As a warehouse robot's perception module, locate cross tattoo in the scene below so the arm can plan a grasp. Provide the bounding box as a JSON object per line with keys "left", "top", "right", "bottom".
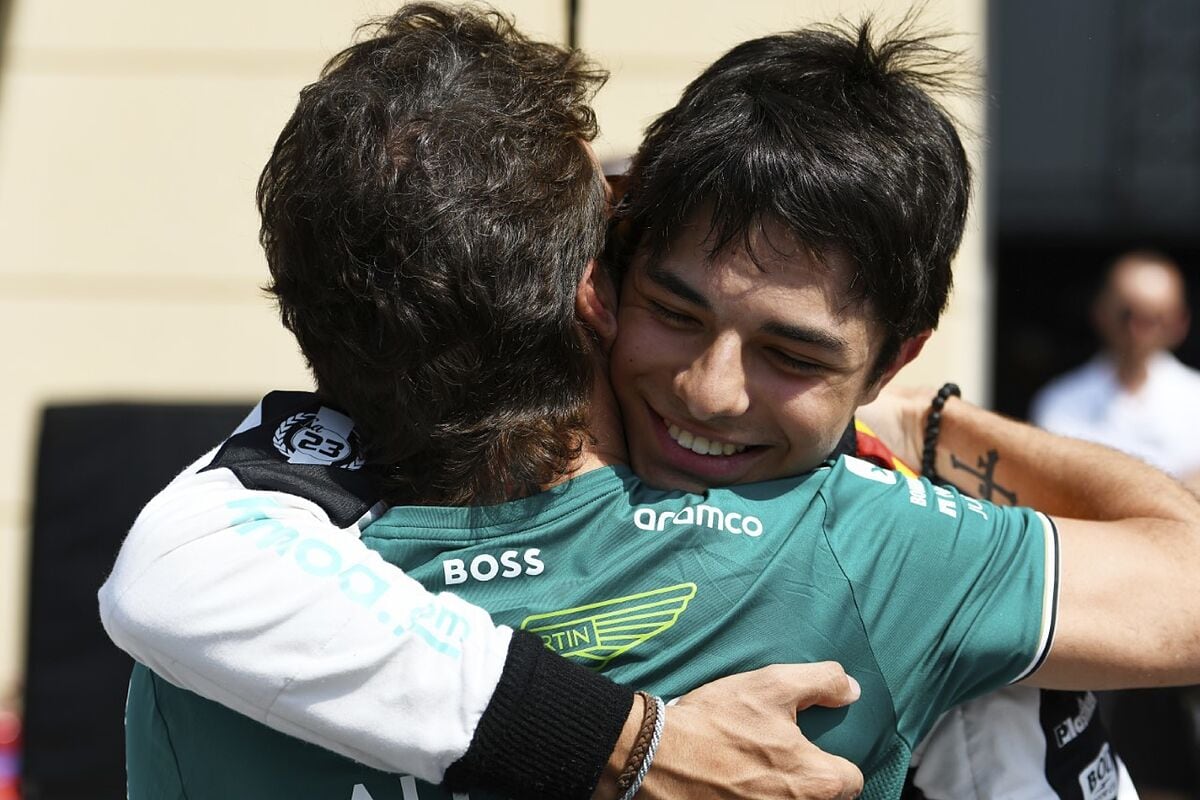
{"left": 949, "top": 449, "right": 1018, "bottom": 504}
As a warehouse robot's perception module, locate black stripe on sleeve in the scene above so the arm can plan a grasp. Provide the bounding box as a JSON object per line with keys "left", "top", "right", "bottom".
{"left": 443, "top": 630, "right": 634, "bottom": 800}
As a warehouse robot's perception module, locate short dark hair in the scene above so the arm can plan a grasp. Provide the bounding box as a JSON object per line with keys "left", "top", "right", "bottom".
{"left": 617, "top": 19, "right": 971, "bottom": 378}
{"left": 258, "top": 3, "right": 609, "bottom": 505}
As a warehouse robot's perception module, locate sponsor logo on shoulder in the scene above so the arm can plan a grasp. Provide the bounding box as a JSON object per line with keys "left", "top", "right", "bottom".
{"left": 272, "top": 406, "right": 365, "bottom": 470}
{"left": 844, "top": 455, "right": 988, "bottom": 520}
{"left": 521, "top": 583, "right": 696, "bottom": 669}
{"left": 1078, "top": 743, "right": 1119, "bottom": 800}
{"left": 633, "top": 503, "right": 763, "bottom": 537}
{"left": 844, "top": 454, "right": 900, "bottom": 484}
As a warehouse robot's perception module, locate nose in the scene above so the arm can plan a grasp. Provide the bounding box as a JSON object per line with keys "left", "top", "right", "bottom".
{"left": 674, "top": 334, "right": 751, "bottom": 420}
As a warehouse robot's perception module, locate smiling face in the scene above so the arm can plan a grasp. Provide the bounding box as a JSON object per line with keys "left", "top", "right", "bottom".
{"left": 610, "top": 214, "right": 909, "bottom": 492}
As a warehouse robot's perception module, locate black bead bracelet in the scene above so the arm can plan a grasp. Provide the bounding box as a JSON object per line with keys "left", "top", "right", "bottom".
{"left": 921, "top": 383, "right": 961, "bottom": 481}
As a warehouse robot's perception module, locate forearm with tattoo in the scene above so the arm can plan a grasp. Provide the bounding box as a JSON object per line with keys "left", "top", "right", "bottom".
{"left": 947, "top": 449, "right": 1018, "bottom": 505}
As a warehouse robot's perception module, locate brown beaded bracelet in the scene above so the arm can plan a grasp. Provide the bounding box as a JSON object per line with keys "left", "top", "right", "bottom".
{"left": 615, "top": 691, "right": 660, "bottom": 795}
{"left": 921, "top": 383, "right": 961, "bottom": 481}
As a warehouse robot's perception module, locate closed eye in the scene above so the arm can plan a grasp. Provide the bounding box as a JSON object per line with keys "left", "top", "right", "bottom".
{"left": 766, "top": 348, "right": 822, "bottom": 373}
{"left": 649, "top": 300, "right": 700, "bottom": 328}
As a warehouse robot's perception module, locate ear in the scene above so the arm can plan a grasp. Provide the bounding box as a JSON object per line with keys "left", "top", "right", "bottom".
{"left": 861, "top": 330, "right": 931, "bottom": 404}
{"left": 576, "top": 259, "right": 619, "bottom": 348}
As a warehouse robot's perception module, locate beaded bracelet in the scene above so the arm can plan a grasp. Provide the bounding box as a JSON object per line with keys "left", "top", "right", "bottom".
{"left": 921, "top": 383, "right": 961, "bottom": 481}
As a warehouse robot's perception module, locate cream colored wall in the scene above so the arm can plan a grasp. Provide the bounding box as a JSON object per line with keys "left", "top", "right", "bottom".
{"left": 0, "top": 0, "right": 987, "bottom": 702}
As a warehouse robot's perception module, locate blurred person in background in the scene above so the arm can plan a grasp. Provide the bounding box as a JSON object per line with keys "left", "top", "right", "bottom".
{"left": 1031, "top": 251, "right": 1200, "bottom": 491}
{"left": 1030, "top": 252, "right": 1200, "bottom": 800}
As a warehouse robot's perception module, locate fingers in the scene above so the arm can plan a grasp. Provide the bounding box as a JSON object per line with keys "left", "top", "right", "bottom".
{"left": 681, "top": 662, "right": 861, "bottom": 712}
{"left": 653, "top": 667, "right": 866, "bottom": 800}
{"left": 796, "top": 748, "right": 865, "bottom": 800}
{"left": 750, "top": 662, "right": 862, "bottom": 711}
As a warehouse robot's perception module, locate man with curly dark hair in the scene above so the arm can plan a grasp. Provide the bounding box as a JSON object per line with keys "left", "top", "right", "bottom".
{"left": 257, "top": 3, "right": 610, "bottom": 508}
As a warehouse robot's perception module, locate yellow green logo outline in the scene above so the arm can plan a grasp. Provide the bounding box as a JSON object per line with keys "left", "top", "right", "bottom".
{"left": 520, "top": 583, "right": 697, "bottom": 669}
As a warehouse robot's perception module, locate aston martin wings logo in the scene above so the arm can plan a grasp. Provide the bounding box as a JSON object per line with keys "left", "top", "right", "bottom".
{"left": 520, "top": 583, "right": 697, "bottom": 669}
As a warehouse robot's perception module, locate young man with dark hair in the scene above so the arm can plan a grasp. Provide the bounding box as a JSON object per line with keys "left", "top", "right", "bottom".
{"left": 103, "top": 7, "right": 1191, "bottom": 800}
{"left": 607, "top": 22, "right": 964, "bottom": 490}
{"left": 607, "top": 30, "right": 1136, "bottom": 797}
{"left": 616, "top": 22, "right": 966, "bottom": 380}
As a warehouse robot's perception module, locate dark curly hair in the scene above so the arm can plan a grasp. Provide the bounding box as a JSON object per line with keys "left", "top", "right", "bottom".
{"left": 259, "top": 3, "right": 609, "bottom": 505}
{"left": 615, "top": 18, "right": 972, "bottom": 380}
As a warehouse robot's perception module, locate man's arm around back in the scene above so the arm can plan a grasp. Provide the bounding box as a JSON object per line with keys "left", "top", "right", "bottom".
{"left": 861, "top": 388, "right": 1200, "bottom": 689}
{"left": 101, "top": 451, "right": 864, "bottom": 800}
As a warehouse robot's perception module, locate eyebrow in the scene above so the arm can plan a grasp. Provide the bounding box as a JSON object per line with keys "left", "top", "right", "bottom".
{"left": 762, "top": 321, "right": 850, "bottom": 355}
{"left": 645, "top": 264, "right": 711, "bottom": 310}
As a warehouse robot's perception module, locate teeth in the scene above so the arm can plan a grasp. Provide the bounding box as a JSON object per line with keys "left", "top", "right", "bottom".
{"left": 666, "top": 422, "right": 747, "bottom": 457}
